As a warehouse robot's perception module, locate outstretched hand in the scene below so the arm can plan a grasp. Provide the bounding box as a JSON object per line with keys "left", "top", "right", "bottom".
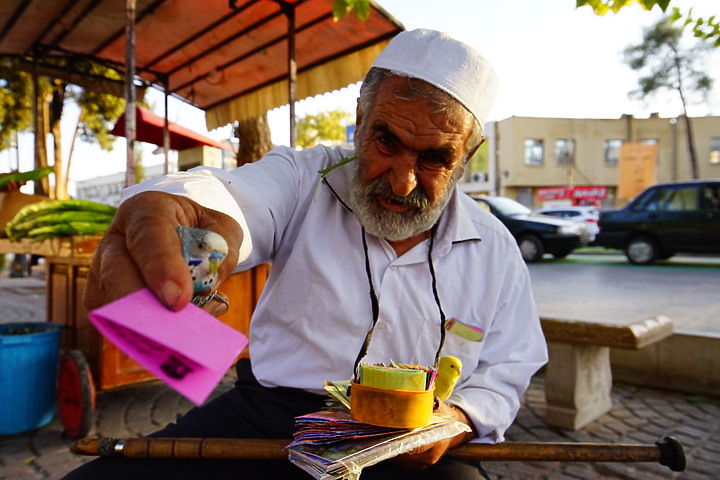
{"left": 83, "top": 191, "right": 243, "bottom": 312}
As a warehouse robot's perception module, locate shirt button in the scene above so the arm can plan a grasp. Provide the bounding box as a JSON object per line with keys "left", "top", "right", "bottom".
{"left": 377, "top": 322, "right": 386, "bottom": 330}
{"left": 390, "top": 265, "right": 398, "bottom": 270}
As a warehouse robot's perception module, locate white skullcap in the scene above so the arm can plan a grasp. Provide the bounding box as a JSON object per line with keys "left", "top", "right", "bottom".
{"left": 371, "top": 28, "right": 499, "bottom": 129}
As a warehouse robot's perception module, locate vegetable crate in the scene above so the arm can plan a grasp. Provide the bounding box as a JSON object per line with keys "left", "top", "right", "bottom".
{"left": 44, "top": 236, "right": 267, "bottom": 438}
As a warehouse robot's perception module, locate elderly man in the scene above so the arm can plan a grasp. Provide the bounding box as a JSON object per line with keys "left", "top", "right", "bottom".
{"left": 64, "top": 29, "right": 547, "bottom": 480}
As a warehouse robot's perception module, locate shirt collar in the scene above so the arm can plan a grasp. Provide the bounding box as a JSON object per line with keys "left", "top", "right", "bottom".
{"left": 431, "top": 190, "right": 483, "bottom": 257}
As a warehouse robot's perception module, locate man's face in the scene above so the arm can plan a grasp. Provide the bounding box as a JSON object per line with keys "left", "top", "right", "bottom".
{"left": 349, "top": 76, "right": 474, "bottom": 242}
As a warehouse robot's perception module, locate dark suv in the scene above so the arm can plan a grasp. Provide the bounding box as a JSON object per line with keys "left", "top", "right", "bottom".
{"left": 595, "top": 180, "right": 720, "bottom": 264}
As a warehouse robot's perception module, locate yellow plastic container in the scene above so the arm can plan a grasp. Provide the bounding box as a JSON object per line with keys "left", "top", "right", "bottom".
{"left": 350, "top": 383, "right": 434, "bottom": 429}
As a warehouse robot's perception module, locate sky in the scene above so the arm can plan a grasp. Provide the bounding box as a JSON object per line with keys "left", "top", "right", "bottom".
{"left": 2, "top": 0, "right": 719, "bottom": 190}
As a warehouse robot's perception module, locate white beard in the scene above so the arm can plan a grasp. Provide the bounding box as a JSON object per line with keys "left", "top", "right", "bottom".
{"left": 346, "top": 158, "right": 460, "bottom": 242}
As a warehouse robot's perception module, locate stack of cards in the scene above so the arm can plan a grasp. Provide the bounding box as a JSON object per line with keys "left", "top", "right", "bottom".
{"left": 286, "top": 408, "right": 469, "bottom": 480}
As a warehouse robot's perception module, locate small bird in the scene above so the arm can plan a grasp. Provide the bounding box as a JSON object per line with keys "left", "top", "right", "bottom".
{"left": 434, "top": 356, "right": 463, "bottom": 401}
{"left": 177, "top": 226, "right": 228, "bottom": 306}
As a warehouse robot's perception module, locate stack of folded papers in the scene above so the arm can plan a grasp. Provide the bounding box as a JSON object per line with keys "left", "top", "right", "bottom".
{"left": 286, "top": 407, "right": 469, "bottom": 480}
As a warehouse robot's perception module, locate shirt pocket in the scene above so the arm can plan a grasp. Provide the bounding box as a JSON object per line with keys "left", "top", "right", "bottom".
{"left": 440, "top": 318, "right": 485, "bottom": 373}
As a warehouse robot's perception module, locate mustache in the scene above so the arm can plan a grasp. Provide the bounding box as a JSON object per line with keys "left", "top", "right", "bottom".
{"left": 365, "top": 178, "right": 429, "bottom": 210}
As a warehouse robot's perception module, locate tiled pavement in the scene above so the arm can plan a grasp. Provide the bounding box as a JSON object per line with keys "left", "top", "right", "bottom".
{"left": 1, "top": 272, "right": 718, "bottom": 479}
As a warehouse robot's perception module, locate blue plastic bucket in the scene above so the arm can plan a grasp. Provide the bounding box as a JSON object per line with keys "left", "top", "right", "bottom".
{"left": 0, "top": 322, "right": 63, "bottom": 435}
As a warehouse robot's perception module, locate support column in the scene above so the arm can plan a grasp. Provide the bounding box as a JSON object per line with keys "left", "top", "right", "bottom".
{"left": 544, "top": 342, "right": 613, "bottom": 430}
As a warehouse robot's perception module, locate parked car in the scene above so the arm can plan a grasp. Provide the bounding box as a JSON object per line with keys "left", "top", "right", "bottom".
{"left": 594, "top": 179, "right": 720, "bottom": 265}
{"left": 473, "top": 196, "right": 590, "bottom": 262}
{"left": 535, "top": 206, "right": 600, "bottom": 242}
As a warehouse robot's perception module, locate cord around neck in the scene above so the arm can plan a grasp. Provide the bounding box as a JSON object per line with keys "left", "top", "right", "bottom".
{"left": 352, "top": 225, "right": 447, "bottom": 382}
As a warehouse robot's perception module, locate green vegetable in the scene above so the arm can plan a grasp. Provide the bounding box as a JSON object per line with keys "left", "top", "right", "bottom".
{"left": 4, "top": 198, "right": 117, "bottom": 242}
{"left": 9, "top": 199, "right": 117, "bottom": 221}
{"left": 0, "top": 167, "right": 54, "bottom": 190}
{"left": 7, "top": 211, "right": 114, "bottom": 241}
{"left": 27, "top": 222, "right": 111, "bottom": 242}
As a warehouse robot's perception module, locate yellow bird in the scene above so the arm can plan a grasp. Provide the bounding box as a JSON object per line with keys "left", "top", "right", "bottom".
{"left": 434, "top": 356, "right": 463, "bottom": 401}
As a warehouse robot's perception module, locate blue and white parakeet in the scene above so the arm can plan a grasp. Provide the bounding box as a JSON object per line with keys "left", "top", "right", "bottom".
{"left": 177, "top": 226, "right": 228, "bottom": 306}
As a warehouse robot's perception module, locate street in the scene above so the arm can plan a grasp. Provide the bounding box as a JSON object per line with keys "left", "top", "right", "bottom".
{"left": 527, "top": 252, "right": 720, "bottom": 336}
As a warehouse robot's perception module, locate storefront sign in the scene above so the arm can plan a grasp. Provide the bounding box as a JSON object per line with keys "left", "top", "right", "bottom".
{"left": 537, "top": 186, "right": 607, "bottom": 205}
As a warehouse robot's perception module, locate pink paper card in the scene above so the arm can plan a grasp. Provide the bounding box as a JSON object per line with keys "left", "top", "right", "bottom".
{"left": 89, "top": 288, "right": 248, "bottom": 405}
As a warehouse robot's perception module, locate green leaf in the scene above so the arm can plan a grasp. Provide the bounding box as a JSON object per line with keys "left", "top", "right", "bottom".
{"left": 655, "top": 0, "right": 671, "bottom": 12}
{"left": 332, "top": 0, "right": 370, "bottom": 22}
{"left": 332, "top": 0, "right": 349, "bottom": 21}
{"left": 349, "top": 0, "right": 370, "bottom": 21}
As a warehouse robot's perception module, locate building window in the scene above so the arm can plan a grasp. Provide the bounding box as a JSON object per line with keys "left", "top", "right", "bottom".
{"left": 711, "top": 138, "right": 720, "bottom": 165}
{"left": 555, "top": 139, "right": 575, "bottom": 165}
{"left": 524, "top": 139, "right": 543, "bottom": 166}
{"left": 604, "top": 139, "right": 622, "bottom": 166}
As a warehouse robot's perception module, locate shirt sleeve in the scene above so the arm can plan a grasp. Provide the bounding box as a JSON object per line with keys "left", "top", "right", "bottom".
{"left": 450, "top": 261, "right": 548, "bottom": 444}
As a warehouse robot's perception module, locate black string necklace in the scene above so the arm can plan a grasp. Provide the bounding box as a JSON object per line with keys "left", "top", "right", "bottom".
{"left": 352, "top": 225, "right": 448, "bottom": 382}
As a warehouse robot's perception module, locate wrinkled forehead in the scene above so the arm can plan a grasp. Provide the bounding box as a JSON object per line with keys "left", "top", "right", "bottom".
{"left": 373, "top": 74, "right": 475, "bottom": 135}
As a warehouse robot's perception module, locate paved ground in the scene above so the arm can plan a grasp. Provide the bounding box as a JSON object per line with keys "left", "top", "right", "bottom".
{"left": 1, "top": 264, "right": 719, "bottom": 479}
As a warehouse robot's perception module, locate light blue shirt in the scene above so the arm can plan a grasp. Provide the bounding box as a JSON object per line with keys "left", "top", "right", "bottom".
{"left": 124, "top": 144, "right": 548, "bottom": 443}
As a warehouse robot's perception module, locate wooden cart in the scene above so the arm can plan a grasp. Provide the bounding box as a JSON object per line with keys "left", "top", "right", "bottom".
{"left": 1, "top": 233, "right": 267, "bottom": 439}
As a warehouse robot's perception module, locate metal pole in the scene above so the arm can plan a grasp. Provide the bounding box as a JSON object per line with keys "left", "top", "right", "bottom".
{"left": 283, "top": 2, "right": 297, "bottom": 149}
{"left": 32, "top": 60, "right": 40, "bottom": 194}
{"left": 163, "top": 77, "right": 170, "bottom": 175}
{"left": 124, "top": 0, "right": 137, "bottom": 187}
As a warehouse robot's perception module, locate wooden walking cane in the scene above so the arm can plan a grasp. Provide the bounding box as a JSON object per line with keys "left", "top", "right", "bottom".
{"left": 71, "top": 436, "right": 687, "bottom": 472}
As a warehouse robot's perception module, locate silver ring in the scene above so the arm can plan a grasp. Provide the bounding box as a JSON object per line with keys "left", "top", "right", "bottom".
{"left": 211, "top": 291, "right": 230, "bottom": 309}
{"left": 191, "top": 290, "right": 228, "bottom": 308}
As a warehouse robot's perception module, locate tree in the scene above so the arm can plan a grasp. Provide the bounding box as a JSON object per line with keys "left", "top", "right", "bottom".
{"left": 0, "top": 57, "right": 48, "bottom": 192}
{"left": 577, "top": 1, "right": 720, "bottom": 47}
{"left": 296, "top": 110, "right": 352, "bottom": 149}
{"left": 0, "top": 57, "right": 133, "bottom": 199}
{"left": 623, "top": 17, "right": 712, "bottom": 179}
{"left": 466, "top": 142, "right": 490, "bottom": 183}
{"left": 671, "top": 7, "right": 720, "bottom": 48}
{"left": 233, "top": 114, "right": 274, "bottom": 166}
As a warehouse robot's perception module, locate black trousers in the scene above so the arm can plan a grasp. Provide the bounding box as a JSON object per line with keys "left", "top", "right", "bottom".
{"left": 62, "top": 359, "right": 490, "bottom": 480}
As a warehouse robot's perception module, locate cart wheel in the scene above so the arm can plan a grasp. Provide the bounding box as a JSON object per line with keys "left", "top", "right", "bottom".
{"left": 58, "top": 350, "right": 96, "bottom": 439}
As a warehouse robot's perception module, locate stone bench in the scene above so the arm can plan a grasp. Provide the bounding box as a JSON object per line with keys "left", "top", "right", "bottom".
{"left": 540, "top": 315, "right": 673, "bottom": 430}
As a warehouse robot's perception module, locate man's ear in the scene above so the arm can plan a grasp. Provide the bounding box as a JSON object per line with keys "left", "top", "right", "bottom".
{"left": 353, "top": 103, "right": 364, "bottom": 144}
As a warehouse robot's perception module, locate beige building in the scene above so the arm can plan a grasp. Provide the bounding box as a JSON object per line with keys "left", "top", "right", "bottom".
{"left": 461, "top": 115, "right": 720, "bottom": 209}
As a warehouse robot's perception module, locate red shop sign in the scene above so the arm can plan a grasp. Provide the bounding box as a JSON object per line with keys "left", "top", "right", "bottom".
{"left": 571, "top": 186, "right": 607, "bottom": 200}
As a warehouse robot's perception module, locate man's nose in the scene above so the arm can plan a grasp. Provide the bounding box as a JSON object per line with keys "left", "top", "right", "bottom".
{"left": 387, "top": 159, "right": 417, "bottom": 197}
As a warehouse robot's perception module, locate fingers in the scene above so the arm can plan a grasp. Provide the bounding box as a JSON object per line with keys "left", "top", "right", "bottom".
{"left": 199, "top": 291, "right": 230, "bottom": 317}
{"left": 392, "top": 442, "right": 444, "bottom": 470}
{"left": 84, "top": 230, "right": 146, "bottom": 311}
{"left": 84, "top": 191, "right": 243, "bottom": 312}
{"left": 121, "top": 195, "right": 193, "bottom": 309}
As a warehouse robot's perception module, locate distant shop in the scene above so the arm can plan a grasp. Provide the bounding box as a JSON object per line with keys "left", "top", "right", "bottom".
{"left": 537, "top": 186, "right": 608, "bottom": 208}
